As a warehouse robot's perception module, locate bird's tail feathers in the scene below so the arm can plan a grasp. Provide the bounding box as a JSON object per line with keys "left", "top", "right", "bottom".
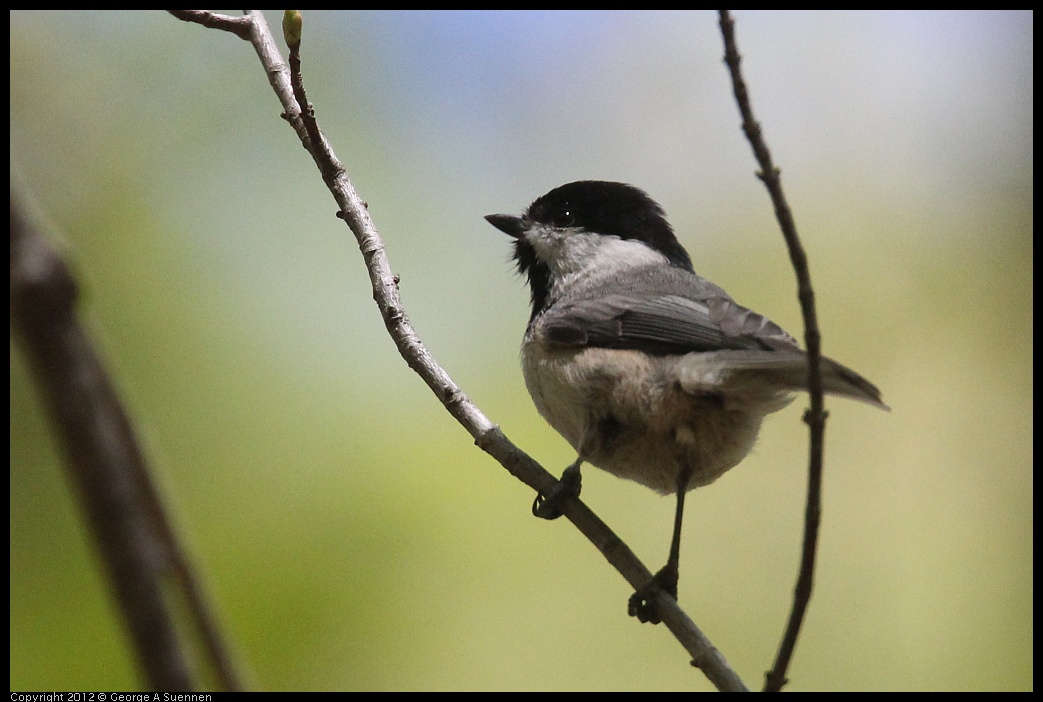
{"left": 678, "top": 350, "right": 889, "bottom": 411}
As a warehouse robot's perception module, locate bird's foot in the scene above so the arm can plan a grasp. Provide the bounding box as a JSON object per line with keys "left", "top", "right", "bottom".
{"left": 628, "top": 563, "right": 679, "bottom": 624}
{"left": 532, "top": 462, "right": 582, "bottom": 520}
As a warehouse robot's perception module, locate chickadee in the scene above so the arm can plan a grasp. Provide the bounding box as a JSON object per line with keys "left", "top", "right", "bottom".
{"left": 486, "top": 180, "right": 887, "bottom": 623}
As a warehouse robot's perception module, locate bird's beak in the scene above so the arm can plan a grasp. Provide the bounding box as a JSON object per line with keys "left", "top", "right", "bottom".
{"left": 484, "top": 213, "right": 525, "bottom": 238}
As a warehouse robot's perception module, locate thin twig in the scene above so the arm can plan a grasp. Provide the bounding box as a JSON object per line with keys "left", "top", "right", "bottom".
{"left": 718, "top": 10, "right": 828, "bottom": 692}
{"left": 171, "top": 10, "right": 749, "bottom": 691}
{"left": 168, "top": 10, "right": 253, "bottom": 40}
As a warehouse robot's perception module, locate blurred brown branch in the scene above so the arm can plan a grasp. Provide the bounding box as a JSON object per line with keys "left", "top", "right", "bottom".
{"left": 10, "top": 191, "right": 245, "bottom": 691}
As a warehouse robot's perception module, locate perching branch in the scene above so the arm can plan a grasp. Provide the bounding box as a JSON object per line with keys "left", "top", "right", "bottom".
{"left": 718, "top": 10, "right": 828, "bottom": 692}
{"left": 170, "top": 9, "right": 748, "bottom": 692}
{"left": 10, "top": 192, "right": 246, "bottom": 692}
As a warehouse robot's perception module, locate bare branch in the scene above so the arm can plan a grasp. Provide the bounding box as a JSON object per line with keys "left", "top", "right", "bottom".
{"left": 171, "top": 9, "right": 748, "bottom": 691}
{"left": 718, "top": 9, "right": 827, "bottom": 692}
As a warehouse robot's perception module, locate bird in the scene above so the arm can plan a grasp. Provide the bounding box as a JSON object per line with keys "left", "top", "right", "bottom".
{"left": 486, "top": 180, "right": 888, "bottom": 623}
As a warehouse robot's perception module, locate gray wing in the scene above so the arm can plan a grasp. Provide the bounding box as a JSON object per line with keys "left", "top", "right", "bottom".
{"left": 535, "top": 290, "right": 800, "bottom": 355}
{"left": 532, "top": 267, "right": 888, "bottom": 410}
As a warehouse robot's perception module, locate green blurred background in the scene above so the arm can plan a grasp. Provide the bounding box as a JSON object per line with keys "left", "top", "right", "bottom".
{"left": 10, "top": 10, "right": 1032, "bottom": 691}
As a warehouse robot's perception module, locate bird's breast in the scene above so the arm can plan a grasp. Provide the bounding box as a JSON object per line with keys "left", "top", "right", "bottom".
{"left": 520, "top": 341, "right": 769, "bottom": 494}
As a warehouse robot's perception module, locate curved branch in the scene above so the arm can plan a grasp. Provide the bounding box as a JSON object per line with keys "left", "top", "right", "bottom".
{"left": 718, "top": 9, "right": 827, "bottom": 692}
{"left": 170, "top": 9, "right": 748, "bottom": 691}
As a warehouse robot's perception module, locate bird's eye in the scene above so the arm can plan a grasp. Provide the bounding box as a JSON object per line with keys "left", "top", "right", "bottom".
{"left": 553, "top": 206, "right": 575, "bottom": 227}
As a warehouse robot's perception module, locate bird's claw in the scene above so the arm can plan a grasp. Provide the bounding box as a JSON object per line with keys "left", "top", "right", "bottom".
{"left": 628, "top": 564, "right": 679, "bottom": 624}
{"left": 532, "top": 463, "right": 582, "bottom": 519}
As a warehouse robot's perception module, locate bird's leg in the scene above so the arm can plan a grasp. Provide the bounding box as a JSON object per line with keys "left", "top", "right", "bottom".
{"left": 628, "top": 480, "right": 688, "bottom": 624}
{"left": 534, "top": 422, "right": 601, "bottom": 520}
{"left": 532, "top": 458, "right": 582, "bottom": 519}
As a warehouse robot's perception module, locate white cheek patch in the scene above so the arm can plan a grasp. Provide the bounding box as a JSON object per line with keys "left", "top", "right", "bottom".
{"left": 589, "top": 236, "right": 669, "bottom": 270}
{"left": 525, "top": 225, "right": 669, "bottom": 285}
